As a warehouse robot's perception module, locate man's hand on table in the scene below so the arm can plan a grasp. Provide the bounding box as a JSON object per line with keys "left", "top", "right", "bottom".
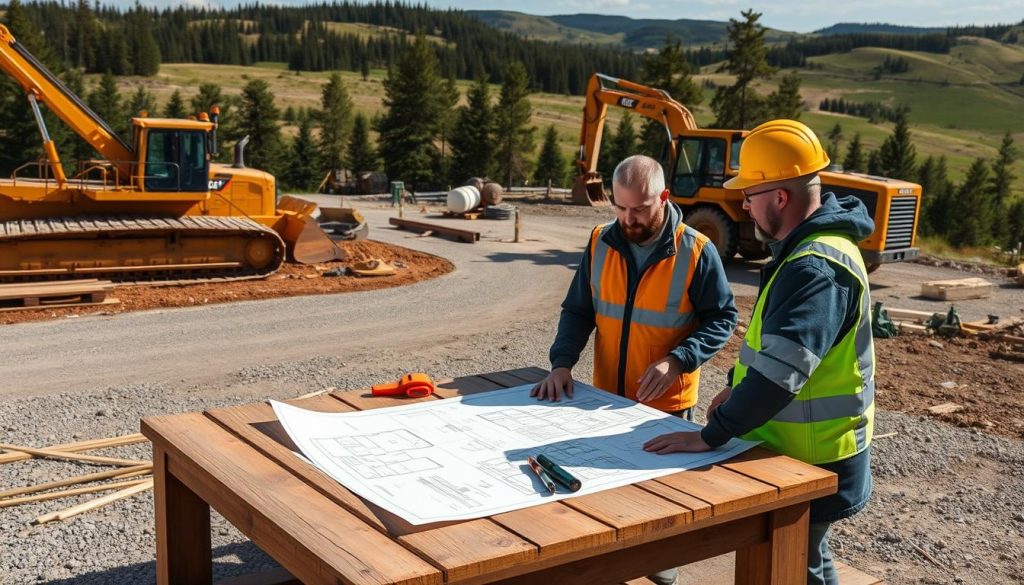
{"left": 531, "top": 367, "right": 574, "bottom": 401}
{"left": 643, "top": 431, "right": 712, "bottom": 454}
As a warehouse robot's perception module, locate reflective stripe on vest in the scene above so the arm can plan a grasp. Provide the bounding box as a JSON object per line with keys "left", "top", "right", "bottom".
{"left": 734, "top": 233, "right": 875, "bottom": 464}
{"left": 589, "top": 222, "right": 707, "bottom": 412}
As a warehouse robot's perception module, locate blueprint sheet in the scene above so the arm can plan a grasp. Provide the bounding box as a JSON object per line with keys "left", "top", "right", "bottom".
{"left": 271, "top": 381, "right": 757, "bottom": 525}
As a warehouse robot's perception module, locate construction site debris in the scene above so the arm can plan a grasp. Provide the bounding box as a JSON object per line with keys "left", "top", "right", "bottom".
{"left": 484, "top": 203, "right": 516, "bottom": 220}
{"left": 928, "top": 403, "right": 964, "bottom": 415}
{"left": 389, "top": 217, "right": 480, "bottom": 243}
{"left": 0, "top": 443, "right": 144, "bottom": 467}
{"left": 32, "top": 479, "right": 154, "bottom": 525}
{"left": 351, "top": 259, "right": 397, "bottom": 277}
{"left": 921, "top": 277, "right": 994, "bottom": 301}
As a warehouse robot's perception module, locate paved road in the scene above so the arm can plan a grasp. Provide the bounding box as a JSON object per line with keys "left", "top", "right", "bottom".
{"left": 1, "top": 199, "right": 1020, "bottom": 398}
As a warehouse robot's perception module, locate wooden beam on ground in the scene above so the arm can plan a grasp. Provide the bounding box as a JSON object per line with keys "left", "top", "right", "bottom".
{"left": 0, "top": 433, "right": 147, "bottom": 465}
{"left": 32, "top": 478, "right": 154, "bottom": 524}
{"left": 389, "top": 217, "right": 479, "bottom": 243}
{"left": 0, "top": 443, "right": 146, "bottom": 467}
{"left": 921, "top": 278, "right": 993, "bottom": 301}
{"left": 0, "top": 477, "right": 152, "bottom": 508}
{"left": 0, "top": 463, "right": 152, "bottom": 499}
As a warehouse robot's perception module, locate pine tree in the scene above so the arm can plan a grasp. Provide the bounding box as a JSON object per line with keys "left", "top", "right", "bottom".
{"left": 533, "top": 125, "right": 567, "bottom": 188}
{"left": 0, "top": 0, "right": 62, "bottom": 173}
{"left": 948, "top": 159, "right": 992, "bottom": 247}
{"left": 1007, "top": 200, "right": 1024, "bottom": 252}
{"left": 494, "top": 61, "right": 535, "bottom": 187}
{"left": 126, "top": 85, "right": 156, "bottom": 130}
{"left": 876, "top": 114, "right": 917, "bottom": 180}
{"left": 768, "top": 72, "right": 803, "bottom": 119}
{"left": 345, "top": 112, "right": 378, "bottom": 174}
{"left": 449, "top": 74, "right": 496, "bottom": 182}
{"left": 128, "top": 2, "right": 160, "bottom": 76}
{"left": 826, "top": 123, "right": 843, "bottom": 162}
{"left": 990, "top": 131, "right": 1017, "bottom": 245}
{"left": 190, "top": 83, "right": 223, "bottom": 114}
{"left": 436, "top": 75, "right": 459, "bottom": 184}
{"left": 317, "top": 72, "right": 354, "bottom": 172}
{"left": 162, "top": 89, "right": 188, "bottom": 118}
{"left": 866, "top": 149, "right": 882, "bottom": 176}
{"left": 923, "top": 156, "right": 955, "bottom": 238}
{"left": 609, "top": 112, "right": 638, "bottom": 169}
{"left": 236, "top": 79, "right": 284, "bottom": 175}
{"left": 87, "top": 72, "right": 126, "bottom": 137}
{"left": 843, "top": 133, "right": 864, "bottom": 172}
{"left": 639, "top": 38, "right": 702, "bottom": 156}
{"left": 282, "top": 116, "right": 321, "bottom": 192}
{"left": 711, "top": 10, "right": 776, "bottom": 129}
{"left": 378, "top": 35, "right": 443, "bottom": 189}
{"left": 361, "top": 58, "right": 370, "bottom": 81}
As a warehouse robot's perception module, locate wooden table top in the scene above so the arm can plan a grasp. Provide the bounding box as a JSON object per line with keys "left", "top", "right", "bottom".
{"left": 142, "top": 367, "right": 837, "bottom": 585}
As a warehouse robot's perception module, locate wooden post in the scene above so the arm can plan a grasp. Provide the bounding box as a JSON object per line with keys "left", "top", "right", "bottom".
{"left": 514, "top": 208, "right": 521, "bottom": 243}
{"left": 154, "top": 446, "right": 211, "bottom": 584}
{"left": 735, "top": 502, "right": 810, "bottom": 585}
{"left": 546, "top": 179, "right": 552, "bottom": 200}
{"left": 399, "top": 189, "right": 404, "bottom": 219}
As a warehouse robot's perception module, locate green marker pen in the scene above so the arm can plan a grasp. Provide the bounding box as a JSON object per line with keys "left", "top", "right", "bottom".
{"left": 536, "top": 454, "right": 582, "bottom": 492}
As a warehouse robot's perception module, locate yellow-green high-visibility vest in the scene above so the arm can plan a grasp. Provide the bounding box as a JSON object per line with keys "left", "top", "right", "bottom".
{"left": 733, "top": 232, "right": 875, "bottom": 464}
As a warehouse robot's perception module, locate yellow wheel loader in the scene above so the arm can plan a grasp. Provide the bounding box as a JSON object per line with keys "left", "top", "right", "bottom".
{"left": 0, "top": 25, "right": 351, "bottom": 283}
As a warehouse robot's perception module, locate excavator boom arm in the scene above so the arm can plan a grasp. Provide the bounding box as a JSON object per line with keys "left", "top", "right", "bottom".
{"left": 577, "top": 73, "right": 699, "bottom": 174}
{"left": 0, "top": 25, "right": 134, "bottom": 177}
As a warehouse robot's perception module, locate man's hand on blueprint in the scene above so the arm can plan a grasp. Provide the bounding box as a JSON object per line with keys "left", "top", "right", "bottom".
{"left": 530, "top": 367, "right": 574, "bottom": 401}
{"left": 642, "top": 431, "right": 711, "bottom": 455}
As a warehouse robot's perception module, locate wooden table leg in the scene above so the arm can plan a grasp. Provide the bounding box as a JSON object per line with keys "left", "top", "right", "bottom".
{"left": 735, "top": 502, "right": 810, "bottom": 585}
{"left": 154, "top": 445, "right": 212, "bottom": 584}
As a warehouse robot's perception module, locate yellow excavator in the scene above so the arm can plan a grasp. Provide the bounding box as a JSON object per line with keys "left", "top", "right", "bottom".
{"left": 574, "top": 73, "right": 921, "bottom": 269}
{"left": 0, "top": 24, "right": 352, "bottom": 282}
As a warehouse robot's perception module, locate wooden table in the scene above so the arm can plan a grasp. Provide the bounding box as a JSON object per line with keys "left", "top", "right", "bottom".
{"left": 142, "top": 367, "right": 837, "bottom": 585}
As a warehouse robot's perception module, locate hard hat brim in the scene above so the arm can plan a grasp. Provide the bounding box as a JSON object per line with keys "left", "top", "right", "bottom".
{"left": 723, "top": 175, "right": 766, "bottom": 191}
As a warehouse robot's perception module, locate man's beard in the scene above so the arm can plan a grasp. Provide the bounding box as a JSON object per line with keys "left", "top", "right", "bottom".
{"left": 623, "top": 210, "right": 664, "bottom": 244}
{"left": 752, "top": 209, "right": 781, "bottom": 244}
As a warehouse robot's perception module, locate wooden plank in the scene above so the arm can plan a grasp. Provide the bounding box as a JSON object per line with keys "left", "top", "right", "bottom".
{"left": 0, "top": 297, "right": 120, "bottom": 313}
{"left": 433, "top": 375, "right": 501, "bottom": 398}
{"left": 0, "top": 442, "right": 145, "bottom": 467}
{"left": 648, "top": 465, "right": 778, "bottom": 516}
{"left": 154, "top": 444, "right": 212, "bottom": 585}
{"left": 390, "top": 217, "right": 479, "bottom": 243}
{"left": 835, "top": 560, "right": 885, "bottom": 585}
{"left": 719, "top": 447, "right": 837, "bottom": 500}
{"left": 634, "top": 479, "right": 713, "bottom": 523}
{"left": 0, "top": 433, "right": 147, "bottom": 465}
{"left": 400, "top": 520, "right": 537, "bottom": 582}
{"left": 332, "top": 386, "right": 443, "bottom": 410}
{"left": 143, "top": 413, "right": 443, "bottom": 585}
{"left": 561, "top": 485, "right": 693, "bottom": 541}
{"left": 921, "top": 277, "right": 993, "bottom": 301}
{"left": 490, "top": 502, "right": 616, "bottom": 559}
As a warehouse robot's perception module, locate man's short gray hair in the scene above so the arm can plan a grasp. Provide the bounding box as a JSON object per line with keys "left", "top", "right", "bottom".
{"left": 612, "top": 155, "right": 665, "bottom": 199}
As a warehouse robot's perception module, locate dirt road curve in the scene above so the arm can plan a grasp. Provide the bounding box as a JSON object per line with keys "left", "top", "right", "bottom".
{"left": 0, "top": 199, "right": 1020, "bottom": 399}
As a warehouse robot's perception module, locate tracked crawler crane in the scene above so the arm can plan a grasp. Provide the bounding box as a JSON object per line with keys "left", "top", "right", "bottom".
{"left": 0, "top": 24, "right": 346, "bottom": 282}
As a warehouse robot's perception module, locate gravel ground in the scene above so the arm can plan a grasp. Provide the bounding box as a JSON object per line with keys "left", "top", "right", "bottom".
{"left": 2, "top": 198, "right": 1022, "bottom": 584}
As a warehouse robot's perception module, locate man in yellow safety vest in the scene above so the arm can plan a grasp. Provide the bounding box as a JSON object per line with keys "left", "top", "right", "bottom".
{"left": 643, "top": 120, "right": 875, "bottom": 585}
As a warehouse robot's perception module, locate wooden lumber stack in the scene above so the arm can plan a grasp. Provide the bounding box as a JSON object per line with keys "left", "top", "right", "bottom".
{"left": 920, "top": 277, "right": 993, "bottom": 301}
{"left": 0, "top": 433, "right": 152, "bottom": 524}
{"left": 0, "top": 279, "right": 119, "bottom": 312}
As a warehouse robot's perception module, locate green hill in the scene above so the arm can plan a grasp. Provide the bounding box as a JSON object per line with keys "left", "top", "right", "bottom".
{"left": 814, "top": 23, "right": 946, "bottom": 35}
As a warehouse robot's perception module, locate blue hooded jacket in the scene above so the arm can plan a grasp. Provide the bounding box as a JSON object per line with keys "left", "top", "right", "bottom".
{"left": 701, "top": 191, "right": 875, "bottom": 523}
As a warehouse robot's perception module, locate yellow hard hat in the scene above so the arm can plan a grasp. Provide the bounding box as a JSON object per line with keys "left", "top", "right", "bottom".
{"left": 724, "top": 119, "right": 830, "bottom": 191}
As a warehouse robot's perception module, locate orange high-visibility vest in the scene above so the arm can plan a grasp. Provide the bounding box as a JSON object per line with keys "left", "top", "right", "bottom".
{"left": 589, "top": 222, "right": 709, "bottom": 411}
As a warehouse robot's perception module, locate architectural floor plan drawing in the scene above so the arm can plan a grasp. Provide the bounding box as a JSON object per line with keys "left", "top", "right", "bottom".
{"left": 271, "top": 381, "right": 758, "bottom": 525}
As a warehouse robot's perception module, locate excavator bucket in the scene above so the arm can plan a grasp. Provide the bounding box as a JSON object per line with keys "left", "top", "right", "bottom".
{"left": 571, "top": 172, "right": 610, "bottom": 206}
{"left": 276, "top": 195, "right": 347, "bottom": 264}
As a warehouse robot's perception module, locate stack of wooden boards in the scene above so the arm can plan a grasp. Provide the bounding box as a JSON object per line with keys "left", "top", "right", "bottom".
{"left": 886, "top": 307, "right": 1023, "bottom": 341}
{"left": 920, "top": 277, "right": 993, "bottom": 301}
{"left": 0, "top": 279, "right": 119, "bottom": 312}
{"left": 0, "top": 433, "right": 151, "bottom": 524}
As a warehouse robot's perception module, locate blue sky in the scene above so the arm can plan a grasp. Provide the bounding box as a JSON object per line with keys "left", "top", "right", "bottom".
{"left": 413, "top": 0, "right": 1023, "bottom": 33}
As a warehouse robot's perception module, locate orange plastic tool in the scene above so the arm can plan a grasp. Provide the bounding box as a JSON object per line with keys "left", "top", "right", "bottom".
{"left": 371, "top": 373, "right": 435, "bottom": 398}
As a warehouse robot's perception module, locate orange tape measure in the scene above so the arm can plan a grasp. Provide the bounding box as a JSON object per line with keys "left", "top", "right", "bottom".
{"left": 371, "top": 373, "right": 435, "bottom": 398}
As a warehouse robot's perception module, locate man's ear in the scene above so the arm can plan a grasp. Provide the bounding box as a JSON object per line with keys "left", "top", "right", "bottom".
{"left": 660, "top": 189, "right": 669, "bottom": 202}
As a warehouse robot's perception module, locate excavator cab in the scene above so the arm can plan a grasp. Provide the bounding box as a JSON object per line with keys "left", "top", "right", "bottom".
{"left": 140, "top": 126, "right": 209, "bottom": 192}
